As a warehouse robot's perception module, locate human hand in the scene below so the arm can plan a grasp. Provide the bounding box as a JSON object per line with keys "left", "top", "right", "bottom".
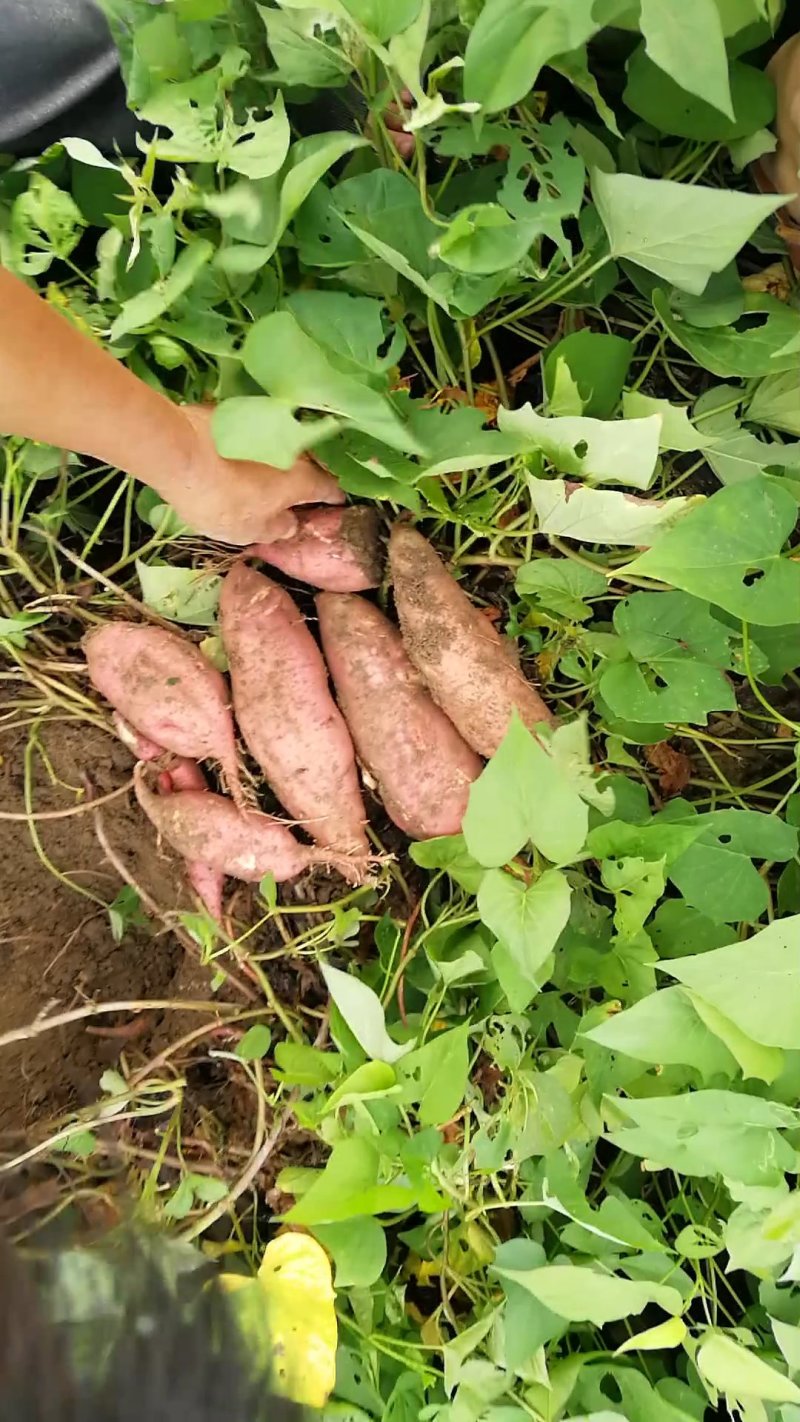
{"left": 369, "top": 89, "right": 415, "bottom": 160}
{"left": 166, "top": 405, "right": 344, "bottom": 546}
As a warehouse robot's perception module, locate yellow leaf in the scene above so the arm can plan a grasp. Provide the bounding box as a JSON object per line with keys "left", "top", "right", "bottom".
{"left": 257, "top": 1233, "right": 337, "bottom": 1408}
{"left": 616, "top": 1316, "right": 687, "bottom": 1355}
{"left": 220, "top": 1233, "right": 337, "bottom": 1408}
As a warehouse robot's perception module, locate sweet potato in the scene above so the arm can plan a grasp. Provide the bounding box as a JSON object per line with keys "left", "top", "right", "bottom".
{"left": 85, "top": 623, "right": 243, "bottom": 805}
{"left": 113, "top": 715, "right": 225, "bottom": 919}
{"left": 247, "top": 505, "right": 383, "bottom": 592}
{"left": 389, "top": 524, "right": 555, "bottom": 758}
{"left": 134, "top": 766, "right": 365, "bottom": 885}
{"left": 317, "top": 593, "right": 482, "bottom": 839}
{"left": 220, "top": 563, "right": 368, "bottom": 855}
{"left": 113, "top": 712, "right": 163, "bottom": 763}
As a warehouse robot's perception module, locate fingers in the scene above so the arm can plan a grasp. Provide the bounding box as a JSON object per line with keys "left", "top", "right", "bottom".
{"left": 256, "top": 509, "right": 299, "bottom": 543}
{"left": 386, "top": 89, "right": 415, "bottom": 156}
{"left": 285, "top": 454, "right": 346, "bottom": 508}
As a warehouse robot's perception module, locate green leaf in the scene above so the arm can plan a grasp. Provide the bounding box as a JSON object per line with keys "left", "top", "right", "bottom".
{"left": 224, "top": 103, "right": 292, "bottom": 182}
{"left": 654, "top": 290, "right": 800, "bottom": 377}
{"left": 685, "top": 991, "right": 784, "bottom": 1083}
{"left": 286, "top": 1136, "right": 399, "bottom": 1224}
{"left": 313, "top": 1218, "right": 387, "bottom": 1289}
{"left": 396, "top": 1025, "right": 471, "bottom": 1125}
{"left": 625, "top": 49, "right": 774, "bottom": 140}
{"left": 62, "top": 136, "right": 120, "bottom": 171}
{"left": 748, "top": 371, "right": 800, "bottom": 438}
{"left": 586, "top": 987, "right": 738, "bottom": 1078}
{"left": 697, "top": 1332, "right": 800, "bottom": 1405}
{"left": 331, "top": 168, "right": 451, "bottom": 311}
{"left": 324, "top": 1061, "right": 398, "bottom": 1113}
{"left": 639, "top": 0, "right": 733, "bottom": 119}
{"left": 622, "top": 391, "right": 710, "bottom": 452}
{"left": 463, "top": 0, "right": 601, "bottom": 114}
{"left": 110, "top": 240, "right": 214, "bottom": 340}
{"left": 273, "top": 1042, "right": 342, "bottom": 1087}
{"left": 625, "top": 477, "right": 800, "bottom": 627}
{"left": 259, "top": 6, "right": 354, "bottom": 87}
{"left": 436, "top": 203, "right": 536, "bottom": 276}
{"left": 338, "top": 0, "right": 423, "bottom": 40}
{"left": 592, "top": 170, "right": 782, "bottom": 295}
{"left": 607, "top": 1090, "right": 798, "bottom": 1184}
{"left": 10, "top": 173, "right": 86, "bottom": 275}
{"left": 616, "top": 1318, "right": 688, "bottom": 1355}
{"left": 516, "top": 558, "right": 607, "bottom": 621}
{"left": 478, "top": 868, "right": 572, "bottom": 979}
{"left": 673, "top": 263, "right": 747, "bottom": 329}
{"left": 0, "top": 610, "right": 50, "bottom": 649}
{"left": 598, "top": 591, "right": 738, "bottom": 725}
{"left": 235, "top": 1025, "right": 273, "bottom": 1061}
{"left": 286, "top": 290, "right": 405, "bottom": 377}
{"left": 212, "top": 398, "right": 340, "bottom": 470}
{"left": 136, "top": 560, "right": 222, "bottom": 626}
{"left": 661, "top": 916, "right": 800, "bottom": 1049}
{"left": 499, "top": 405, "right": 660, "bottom": 489}
{"left": 409, "top": 834, "right": 485, "bottom": 893}
{"left": 601, "top": 857, "right": 665, "bottom": 940}
{"left": 493, "top": 1263, "right": 682, "bottom": 1326}
{"left": 544, "top": 331, "right": 633, "bottom": 420}
{"left": 528, "top": 477, "right": 697, "bottom": 546}
{"left": 243, "top": 312, "right": 422, "bottom": 454}
{"left": 320, "top": 964, "right": 413, "bottom": 1064}
{"left": 664, "top": 806, "right": 797, "bottom": 923}
{"left": 268, "top": 131, "right": 368, "bottom": 259}
{"left": 463, "top": 717, "right": 592, "bottom": 868}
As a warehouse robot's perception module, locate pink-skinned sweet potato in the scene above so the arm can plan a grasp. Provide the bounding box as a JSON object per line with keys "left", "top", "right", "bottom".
{"left": 247, "top": 506, "right": 382, "bottom": 592}
{"left": 389, "top": 524, "right": 555, "bottom": 758}
{"left": 317, "top": 593, "right": 482, "bottom": 839}
{"left": 157, "top": 763, "right": 225, "bottom": 921}
{"left": 134, "top": 766, "right": 366, "bottom": 886}
{"left": 220, "top": 563, "right": 368, "bottom": 855}
{"left": 85, "top": 623, "right": 243, "bottom": 805}
{"left": 113, "top": 714, "right": 225, "bottom": 919}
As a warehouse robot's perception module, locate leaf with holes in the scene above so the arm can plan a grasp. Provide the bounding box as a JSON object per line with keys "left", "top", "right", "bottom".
{"left": 498, "top": 405, "right": 660, "bottom": 489}
{"left": 660, "top": 806, "right": 798, "bottom": 924}
{"left": 528, "top": 478, "right": 697, "bottom": 546}
{"left": 516, "top": 558, "right": 608, "bottom": 621}
{"left": 625, "top": 477, "right": 800, "bottom": 627}
{"left": 243, "top": 312, "right": 423, "bottom": 453}
{"left": 598, "top": 591, "right": 738, "bottom": 725}
{"left": 544, "top": 331, "right": 633, "bottom": 420}
{"left": 653, "top": 290, "right": 800, "bottom": 378}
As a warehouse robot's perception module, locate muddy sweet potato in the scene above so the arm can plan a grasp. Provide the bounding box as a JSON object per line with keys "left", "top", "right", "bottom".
{"left": 317, "top": 593, "right": 482, "bottom": 839}
{"left": 247, "top": 505, "right": 383, "bottom": 592}
{"left": 389, "top": 524, "right": 555, "bottom": 758}
{"left": 220, "top": 563, "right": 368, "bottom": 855}
{"left": 86, "top": 624, "right": 243, "bottom": 804}
{"left": 157, "top": 759, "right": 225, "bottom": 921}
{"left": 134, "top": 766, "right": 365, "bottom": 885}
{"left": 113, "top": 715, "right": 225, "bottom": 919}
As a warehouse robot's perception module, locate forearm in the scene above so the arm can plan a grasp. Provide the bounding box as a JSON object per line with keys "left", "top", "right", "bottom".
{"left": 0, "top": 266, "right": 196, "bottom": 499}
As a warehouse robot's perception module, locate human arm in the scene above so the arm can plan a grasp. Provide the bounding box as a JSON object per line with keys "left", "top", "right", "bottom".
{"left": 0, "top": 266, "right": 342, "bottom": 543}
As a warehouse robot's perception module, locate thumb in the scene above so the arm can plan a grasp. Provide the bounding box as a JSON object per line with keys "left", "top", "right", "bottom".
{"left": 256, "top": 509, "right": 299, "bottom": 543}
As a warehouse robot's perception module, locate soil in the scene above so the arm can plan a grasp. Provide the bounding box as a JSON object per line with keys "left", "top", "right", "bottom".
{"left": 0, "top": 717, "right": 207, "bottom": 1148}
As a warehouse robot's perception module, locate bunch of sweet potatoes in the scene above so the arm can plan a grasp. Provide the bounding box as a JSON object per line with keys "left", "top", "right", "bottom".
{"left": 85, "top": 505, "right": 553, "bottom": 919}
